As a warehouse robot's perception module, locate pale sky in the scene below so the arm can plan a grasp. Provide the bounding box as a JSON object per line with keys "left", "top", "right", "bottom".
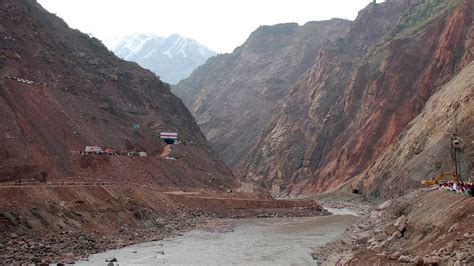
{"left": 37, "top": 0, "right": 380, "bottom": 53}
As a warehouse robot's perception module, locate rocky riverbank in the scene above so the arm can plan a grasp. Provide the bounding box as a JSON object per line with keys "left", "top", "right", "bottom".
{"left": 0, "top": 186, "right": 328, "bottom": 264}
{"left": 0, "top": 210, "right": 202, "bottom": 264}
{"left": 312, "top": 190, "right": 474, "bottom": 265}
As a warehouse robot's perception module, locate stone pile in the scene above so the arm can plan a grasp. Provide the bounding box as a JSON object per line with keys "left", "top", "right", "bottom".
{"left": 312, "top": 191, "right": 474, "bottom": 265}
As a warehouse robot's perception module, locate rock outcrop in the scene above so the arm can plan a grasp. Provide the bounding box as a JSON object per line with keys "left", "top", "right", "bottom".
{"left": 0, "top": 0, "right": 235, "bottom": 188}
{"left": 351, "top": 61, "right": 473, "bottom": 198}
{"left": 173, "top": 19, "right": 350, "bottom": 171}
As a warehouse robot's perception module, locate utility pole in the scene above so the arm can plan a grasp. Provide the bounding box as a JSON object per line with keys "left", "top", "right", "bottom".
{"left": 451, "top": 113, "right": 463, "bottom": 181}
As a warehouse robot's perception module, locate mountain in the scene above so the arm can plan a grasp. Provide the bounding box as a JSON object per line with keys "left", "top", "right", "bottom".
{"left": 0, "top": 0, "right": 235, "bottom": 189}
{"left": 173, "top": 19, "right": 351, "bottom": 172}
{"left": 104, "top": 33, "right": 217, "bottom": 84}
{"left": 242, "top": 0, "right": 472, "bottom": 197}
{"left": 175, "top": 0, "right": 473, "bottom": 197}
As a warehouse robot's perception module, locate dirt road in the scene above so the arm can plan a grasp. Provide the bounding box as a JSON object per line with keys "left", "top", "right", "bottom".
{"left": 160, "top": 144, "right": 172, "bottom": 158}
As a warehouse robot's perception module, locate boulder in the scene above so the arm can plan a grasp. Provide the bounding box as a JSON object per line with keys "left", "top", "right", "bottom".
{"left": 398, "top": 255, "right": 411, "bottom": 263}
{"left": 341, "top": 236, "right": 354, "bottom": 245}
{"left": 411, "top": 256, "right": 423, "bottom": 264}
{"left": 357, "top": 223, "right": 367, "bottom": 230}
{"left": 389, "top": 251, "right": 400, "bottom": 260}
{"left": 376, "top": 200, "right": 391, "bottom": 211}
{"left": 370, "top": 211, "right": 380, "bottom": 219}
{"left": 394, "top": 215, "right": 407, "bottom": 232}
{"left": 355, "top": 236, "right": 368, "bottom": 244}
{"left": 423, "top": 256, "right": 440, "bottom": 264}
{"left": 445, "top": 241, "right": 455, "bottom": 252}
{"left": 30, "top": 256, "right": 41, "bottom": 263}
{"left": 384, "top": 224, "right": 399, "bottom": 236}
{"left": 456, "top": 251, "right": 467, "bottom": 261}
{"left": 374, "top": 233, "right": 385, "bottom": 241}
{"left": 105, "top": 257, "right": 117, "bottom": 262}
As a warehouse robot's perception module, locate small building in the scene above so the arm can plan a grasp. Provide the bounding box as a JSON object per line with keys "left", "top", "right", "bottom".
{"left": 160, "top": 132, "right": 178, "bottom": 144}
{"left": 132, "top": 123, "right": 140, "bottom": 129}
{"left": 138, "top": 152, "right": 147, "bottom": 157}
{"left": 85, "top": 145, "right": 103, "bottom": 153}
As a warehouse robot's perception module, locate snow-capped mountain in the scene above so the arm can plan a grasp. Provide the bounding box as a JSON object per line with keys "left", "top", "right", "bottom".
{"left": 104, "top": 34, "right": 217, "bottom": 84}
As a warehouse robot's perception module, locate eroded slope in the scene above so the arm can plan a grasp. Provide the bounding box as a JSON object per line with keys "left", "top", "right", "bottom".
{"left": 0, "top": 0, "right": 235, "bottom": 188}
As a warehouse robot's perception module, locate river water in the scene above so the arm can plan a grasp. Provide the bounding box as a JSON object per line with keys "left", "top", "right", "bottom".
{"left": 78, "top": 209, "right": 358, "bottom": 265}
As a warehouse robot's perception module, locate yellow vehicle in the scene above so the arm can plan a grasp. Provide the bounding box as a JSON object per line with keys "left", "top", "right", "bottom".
{"left": 422, "top": 131, "right": 464, "bottom": 186}
{"left": 421, "top": 171, "right": 458, "bottom": 186}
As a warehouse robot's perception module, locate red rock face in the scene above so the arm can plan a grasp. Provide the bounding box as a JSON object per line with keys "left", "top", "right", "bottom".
{"left": 241, "top": 0, "right": 473, "bottom": 195}
{"left": 173, "top": 19, "right": 351, "bottom": 172}
{"left": 0, "top": 0, "right": 235, "bottom": 188}
{"left": 352, "top": 61, "right": 473, "bottom": 198}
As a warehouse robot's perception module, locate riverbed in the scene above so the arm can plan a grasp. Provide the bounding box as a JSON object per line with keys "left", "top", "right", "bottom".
{"left": 78, "top": 210, "right": 359, "bottom": 265}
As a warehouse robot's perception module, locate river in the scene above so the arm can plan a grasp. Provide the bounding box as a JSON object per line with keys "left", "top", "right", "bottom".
{"left": 78, "top": 209, "right": 359, "bottom": 265}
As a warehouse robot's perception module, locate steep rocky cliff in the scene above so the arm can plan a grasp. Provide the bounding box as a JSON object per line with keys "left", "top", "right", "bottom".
{"left": 242, "top": 0, "right": 472, "bottom": 196}
{"left": 0, "top": 0, "right": 235, "bottom": 188}
{"left": 173, "top": 19, "right": 350, "bottom": 171}
{"left": 351, "top": 62, "right": 473, "bottom": 198}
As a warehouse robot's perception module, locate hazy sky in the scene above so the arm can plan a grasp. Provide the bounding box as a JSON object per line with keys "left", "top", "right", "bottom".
{"left": 37, "top": 0, "right": 379, "bottom": 53}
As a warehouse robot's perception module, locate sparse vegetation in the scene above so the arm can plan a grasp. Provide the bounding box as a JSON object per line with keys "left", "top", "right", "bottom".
{"left": 365, "top": 0, "right": 462, "bottom": 67}
{"left": 390, "top": 0, "right": 463, "bottom": 39}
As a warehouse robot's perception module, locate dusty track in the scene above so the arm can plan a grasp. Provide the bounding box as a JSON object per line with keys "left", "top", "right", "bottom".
{"left": 160, "top": 144, "right": 172, "bottom": 158}
{"left": 0, "top": 181, "right": 326, "bottom": 213}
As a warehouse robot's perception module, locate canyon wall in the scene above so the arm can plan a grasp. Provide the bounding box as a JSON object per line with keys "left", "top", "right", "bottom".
{"left": 176, "top": 0, "right": 472, "bottom": 196}
{"left": 174, "top": 19, "right": 350, "bottom": 171}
